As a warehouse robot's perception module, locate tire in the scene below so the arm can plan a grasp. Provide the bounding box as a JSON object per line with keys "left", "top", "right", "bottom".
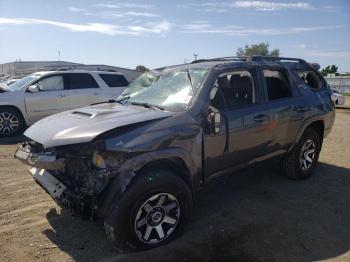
{"left": 282, "top": 128, "right": 321, "bottom": 180}
{"left": 0, "top": 107, "right": 26, "bottom": 137}
{"left": 104, "top": 167, "right": 193, "bottom": 251}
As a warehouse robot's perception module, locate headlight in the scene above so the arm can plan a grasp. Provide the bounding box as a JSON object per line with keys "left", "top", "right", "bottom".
{"left": 92, "top": 151, "right": 106, "bottom": 169}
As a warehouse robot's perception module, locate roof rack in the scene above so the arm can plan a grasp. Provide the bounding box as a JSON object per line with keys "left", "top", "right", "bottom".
{"left": 52, "top": 68, "right": 119, "bottom": 72}
{"left": 192, "top": 55, "right": 307, "bottom": 64}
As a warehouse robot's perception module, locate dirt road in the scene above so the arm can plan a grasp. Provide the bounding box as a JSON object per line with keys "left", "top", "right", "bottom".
{"left": 1, "top": 108, "right": 350, "bottom": 262}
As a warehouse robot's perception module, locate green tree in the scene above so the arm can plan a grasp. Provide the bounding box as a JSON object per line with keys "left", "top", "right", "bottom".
{"left": 320, "top": 65, "right": 338, "bottom": 76}
{"left": 136, "top": 65, "right": 149, "bottom": 72}
{"left": 236, "top": 42, "right": 280, "bottom": 57}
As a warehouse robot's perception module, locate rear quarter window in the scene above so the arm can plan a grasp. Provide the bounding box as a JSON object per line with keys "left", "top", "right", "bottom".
{"left": 66, "top": 73, "right": 99, "bottom": 89}
{"left": 296, "top": 70, "right": 323, "bottom": 90}
{"left": 99, "top": 74, "right": 129, "bottom": 87}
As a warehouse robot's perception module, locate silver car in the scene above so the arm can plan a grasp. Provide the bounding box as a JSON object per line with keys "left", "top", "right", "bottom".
{"left": 0, "top": 70, "right": 129, "bottom": 137}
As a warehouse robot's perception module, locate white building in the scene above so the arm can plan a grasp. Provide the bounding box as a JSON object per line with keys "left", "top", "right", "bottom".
{"left": 325, "top": 74, "right": 350, "bottom": 93}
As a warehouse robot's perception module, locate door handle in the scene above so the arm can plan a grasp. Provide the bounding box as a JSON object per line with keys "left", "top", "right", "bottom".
{"left": 253, "top": 114, "right": 268, "bottom": 123}
{"left": 57, "top": 94, "right": 67, "bottom": 98}
{"left": 93, "top": 92, "right": 100, "bottom": 96}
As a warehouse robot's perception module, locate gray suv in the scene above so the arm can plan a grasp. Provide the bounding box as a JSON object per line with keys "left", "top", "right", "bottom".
{"left": 0, "top": 70, "right": 128, "bottom": 137}
{"left": 15, "top": 56, "right": 335, "bottom": 250}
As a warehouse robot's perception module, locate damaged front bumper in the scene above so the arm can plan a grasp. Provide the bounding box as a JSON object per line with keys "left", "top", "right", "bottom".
{"left": 15, "top": 143, "right": 102, "bottom": 218}
{"left": 29, "top": 167, "right": 67, "bottom": 200}
{"left": 15, "top": 143, "right": 65, "bottom": 171}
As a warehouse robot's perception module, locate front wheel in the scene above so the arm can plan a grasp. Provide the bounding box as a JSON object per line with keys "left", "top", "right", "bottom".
{"left": 104, "top": 168, "right": 193, "bottom": 250}
{"left": 0, "top": 108, "right": 25, "bottom": 137}
{"left": 282, "top": 128, "right": 321, "bottom": 180}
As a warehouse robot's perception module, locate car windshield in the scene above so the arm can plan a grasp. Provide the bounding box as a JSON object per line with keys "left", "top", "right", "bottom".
{"left": 4, "top": 73, "right": 41, "bottom": 91}
{"left": 118, "top": 68, "right": 208, "bottom": 111}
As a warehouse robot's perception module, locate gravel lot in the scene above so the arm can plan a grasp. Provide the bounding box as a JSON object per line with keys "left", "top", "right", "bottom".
{"left": 0, "top": 106, "right": 349, "bottom": 262}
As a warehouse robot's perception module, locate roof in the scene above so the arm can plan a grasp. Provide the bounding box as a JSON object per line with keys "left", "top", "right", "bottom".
{"left": 32, "top": 70, "right": 124, "bottom": 75}
{"left": 155, "top": 56, "right": 319, "bottom": 73}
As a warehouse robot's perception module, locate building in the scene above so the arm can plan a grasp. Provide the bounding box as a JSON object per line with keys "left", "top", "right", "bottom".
{"left": 0, "top": 61, "right": 141, "bottom": 82}
{"left": 325, "top": 74, "right": 350, "bottom": 93}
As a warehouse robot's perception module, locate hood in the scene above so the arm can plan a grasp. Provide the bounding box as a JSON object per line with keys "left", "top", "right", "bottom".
{"left": 24, "top": 103, "right": 174, "bottom": 148}
{"left": 0, "top": 85, "right": 9, "bottom": 93}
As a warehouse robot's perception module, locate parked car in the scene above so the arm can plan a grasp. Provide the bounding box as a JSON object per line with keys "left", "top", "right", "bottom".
{"left": 331, "top": 89, "right": 346, "bottom": 105}
{"left": 15, "top": 56, "right": 335, "bottom": 250}
{"left": 0, "top": 70, "right": 128, "bottom": 137}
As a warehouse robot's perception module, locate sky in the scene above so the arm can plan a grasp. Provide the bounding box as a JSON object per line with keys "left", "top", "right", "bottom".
{"left": 0, "top": 0, "right": 349, "bottom": 71}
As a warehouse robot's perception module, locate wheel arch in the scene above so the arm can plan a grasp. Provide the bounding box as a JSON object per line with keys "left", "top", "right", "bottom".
{"left": 98, "top": 149, "right": 196, "bottom": 218}
{"left": 137, "top": 157, "right": 193, "bottom": 193}
{"left": 289, "top": 119, "right": 325, "bottom": 153}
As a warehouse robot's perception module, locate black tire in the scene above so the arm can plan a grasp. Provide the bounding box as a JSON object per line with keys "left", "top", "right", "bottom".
{"left": 104, "top": 167, "right": 193, "bottom": 251}
{"left": 0, "top": 107, "right": 26, "bottom": 137}
{"left": 282, "top": 128, "right": 321, "bottom": 180}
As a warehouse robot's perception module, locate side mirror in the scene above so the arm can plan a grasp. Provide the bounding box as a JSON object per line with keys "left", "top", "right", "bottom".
{"left": 209, "top": 110, "right": 221, "bottom": 134}
{"left": 28, "top": 84, "right": 39, "bottom": 93}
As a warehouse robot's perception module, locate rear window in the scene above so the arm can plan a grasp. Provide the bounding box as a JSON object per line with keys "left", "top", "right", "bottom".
{"left": 99, "top": 74, "right": 129, "bottom": 87}
{"left": 66, "top": 73, "right": 99, "bottom": 89}
{"left": 297, "top": 70, "right": 322, "bottom": 89}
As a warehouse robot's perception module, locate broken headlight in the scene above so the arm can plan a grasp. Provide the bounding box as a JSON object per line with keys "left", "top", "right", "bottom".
{"left": 92, "top": 151, "right": 106, "bottom": 169}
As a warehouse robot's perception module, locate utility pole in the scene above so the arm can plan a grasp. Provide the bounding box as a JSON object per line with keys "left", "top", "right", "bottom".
{"left": 58, "top": 51, "right": 61, "bottom": 61}
{"left": 193, "top": 53, "right": 199, "bottom": 61}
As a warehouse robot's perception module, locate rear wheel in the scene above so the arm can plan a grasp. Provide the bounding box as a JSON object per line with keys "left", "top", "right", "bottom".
{"left": 282, "top": 128, "right": 321, "bottom": 180}
{"left": 104, "top": 168, "right": 193, "bottom": 250}
{"left": 0, "top": 108, "right": 25, "bottom": 137}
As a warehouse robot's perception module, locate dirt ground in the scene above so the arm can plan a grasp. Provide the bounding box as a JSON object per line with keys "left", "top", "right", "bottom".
{"left": 1, "top": 106, "right": 350, "bottom": 262}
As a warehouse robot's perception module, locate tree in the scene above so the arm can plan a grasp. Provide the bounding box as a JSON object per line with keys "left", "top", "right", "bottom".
{"left": 320, "top": 65, "right": 338, "bottom": 76}
{"left": 236, "top": 42, "right": 280, "bottom": 57}
{"left": 136, "top": 65, "right": 149, "bottom": 72}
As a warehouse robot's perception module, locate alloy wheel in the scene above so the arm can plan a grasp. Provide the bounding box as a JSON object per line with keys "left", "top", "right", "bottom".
{"left": 300, "top": 139, "right": 316, "bottom": 171}
{"left": 0, "top": 112, "right": 19, "bottom": 135}
{"left": 134, "top": 193, "right": 180, "bottom": 244}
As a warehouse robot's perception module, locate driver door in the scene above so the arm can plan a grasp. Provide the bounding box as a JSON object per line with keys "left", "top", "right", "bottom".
{"left": 25, "top": 74, "right": 70, "bottom": 123}
{"left": 204, "top": 67, "right": 272, "bottom": 179}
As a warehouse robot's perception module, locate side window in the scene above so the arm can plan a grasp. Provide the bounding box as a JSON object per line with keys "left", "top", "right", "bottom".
{"left": 263, "top": 69, "right": 292, "bottom": 100}
{"left": 66, "top": 73, "right": 99, "bottom": 89}
{"left": 37, "top": 75, "right": 64, "bottom": 91}
{"left": 99, "top": 74, "right": 129, "bottom": 87}
{"left": 211, "top": 71, "right": 254, "bottom": 110}
{"left": 297, "top": 70, "right": 322, "bottom": 89}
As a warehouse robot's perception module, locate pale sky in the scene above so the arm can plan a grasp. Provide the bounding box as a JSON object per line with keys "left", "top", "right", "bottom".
{"left": 0, "top": 0, "right": 349, "bottom": 71}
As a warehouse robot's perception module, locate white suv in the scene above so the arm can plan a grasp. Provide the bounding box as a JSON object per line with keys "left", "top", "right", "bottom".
{"left": 0, "top": 70, "right": 129, "bottom": 137}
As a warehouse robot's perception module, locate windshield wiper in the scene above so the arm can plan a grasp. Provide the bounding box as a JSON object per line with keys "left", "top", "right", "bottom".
{"left": 90, "top": 96, "right": 130, "bottom": 106}
{"left": 131, "top": 102, "right": 164, "bottom": 111}
{"left": 116, "top": 96, "right": 130, "bottom": 104}
{"left": 186, "top": 69, "right": 195, "bottom": 96}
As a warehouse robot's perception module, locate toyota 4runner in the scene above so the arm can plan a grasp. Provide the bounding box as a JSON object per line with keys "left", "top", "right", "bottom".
{"left": 15, "top": 56, "right": 335, "bottom": 250}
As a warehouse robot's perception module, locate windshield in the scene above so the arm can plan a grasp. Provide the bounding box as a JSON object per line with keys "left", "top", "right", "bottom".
{"left": 118, "top": 68, "right": 208, "bottom": 111}
{"left": 5, "top": 73, "right": 41, "bottom": 91}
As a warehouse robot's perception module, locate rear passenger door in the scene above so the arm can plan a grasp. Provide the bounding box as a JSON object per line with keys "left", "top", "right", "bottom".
{"left": 262, "top": 67, "right": 306, "bottom": 151}
{"left": 65, "top": 73, "right": 101, "bottom": 109}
